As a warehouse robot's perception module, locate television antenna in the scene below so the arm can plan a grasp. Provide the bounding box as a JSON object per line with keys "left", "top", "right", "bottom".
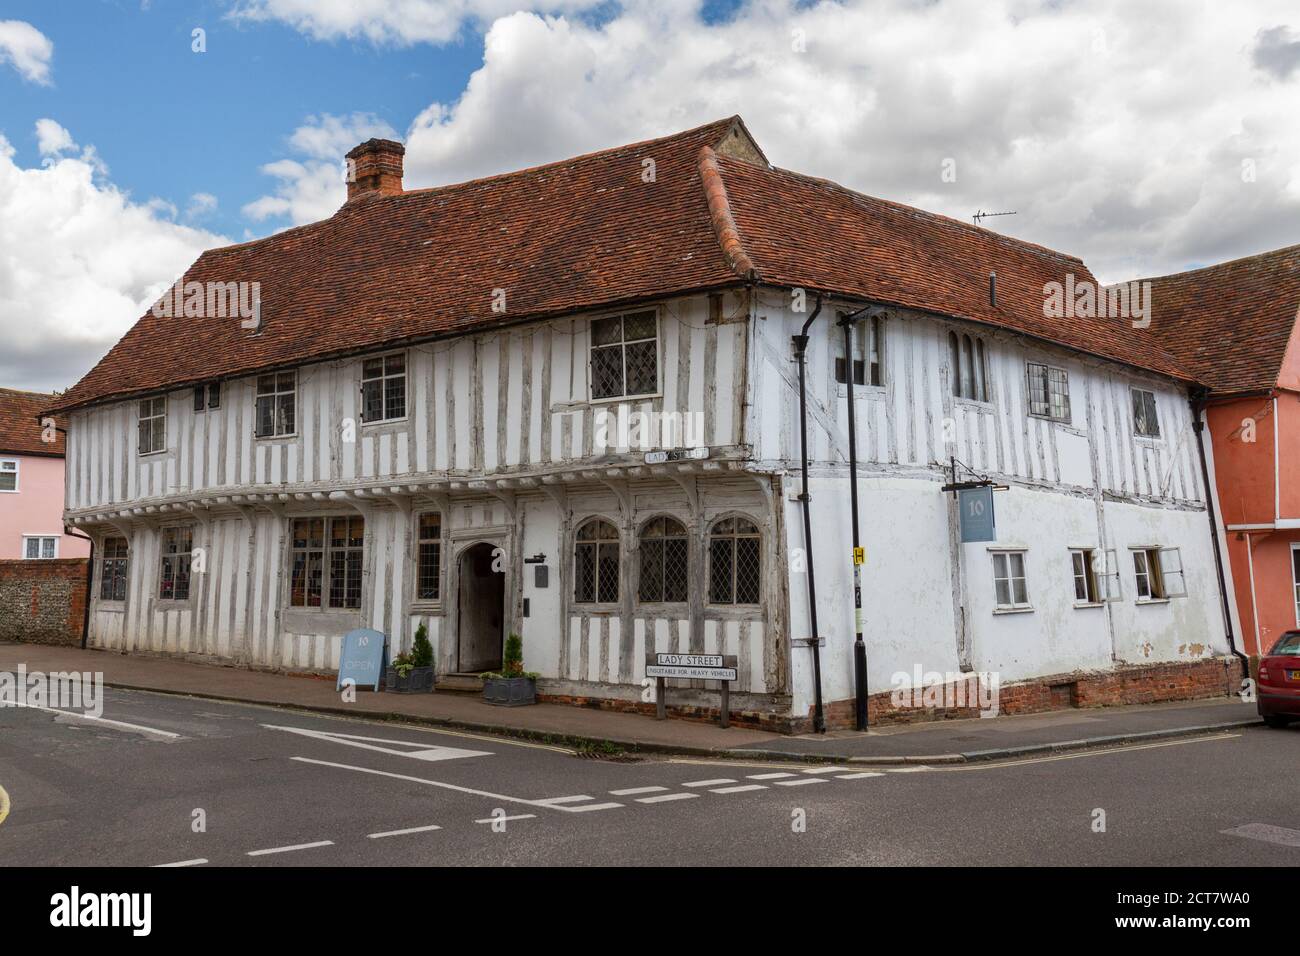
{"left": 971, "top": 209, "right": 1017, "bottom": 226}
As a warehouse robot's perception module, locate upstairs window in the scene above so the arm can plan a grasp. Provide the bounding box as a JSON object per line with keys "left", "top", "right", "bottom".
{"left": 361, "top": 353, "right": 407, "bottom": 423}
{"left": 1027, "top": 362, "right": 1070, "bottom": 422}
{"left": 836, "top": 315, "right": 883, "bottom": 387}
{"left": 0, "top": 459, "right": 17, "bottom": 492}
{"left": 100, "top": 537, "right": 129, "bottom": 601}
{"left": 574, "top": 518, "right": 620, "bottom": 604}
{"left": 590, "top": 311, "right": 658, "bottom": 400}
{"left": 638, "top": 516, "right": 689, "bottom": 603}
{"left": 255, "top": 372, "right": 296, "bottom": 438}
{"left": 289, "top": 516, "right": 364, "bottom": 609}
{"left": 1071, "top": 548, "right": 1120, "bottom": 604}
{"left": 193, "top": 383, "right": 220, "bottom": 412}
{"left": 1133, "top": 547, "right": 1187, "bottom": 601}
{"left": 708, "top": 516, "right": 761, "bottom": 605}
{"left": 416, "top": 512, "right": 442, "bottom": 602}
{"left": 158, "top": 526, "right": 192, "bottom": 600}
{"left": 991, "top": 550, "right": 1030, "bottom": 609}
{"left": 1132, "top": 388, "right": 1160, "bottom": 438}
{"left": 950, "top": 332, "right": 989, "bottom": 402}
{"left": 138, "top": 397, "right": 167, "bottom": 455}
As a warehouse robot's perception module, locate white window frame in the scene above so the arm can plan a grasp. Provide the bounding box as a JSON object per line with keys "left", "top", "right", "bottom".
{"left": 588, "top": 310, "right": 661, "bottom": 402}
{"left": 1070, "top": 549, "right": 1100, "bottom": 605}
{"left": 1026, "top": 362, "right": 1070, "bottom": 423}
{"left": 1131, "top": 387, "right": 1161, "bottom": 438}
{"left": 137, "top": 396, "right": 167, "bottom": 456}
{"left": 1291, "top": 543, "right": 1300, "bottom": 628}
{"left": 1132, "top": 546, "right": 1187, "bottom": 602}
{"left": 255, "top": 371, "right": 297, "bottom": 438}
{"left": 22, "top": 534, "right": 59, "bottom": 559}
{"left": 360, "top": 352, "right": 408, "bottom": 424}
{"left": 0, "top": 458, "right": 17, "bottom": 493}
{"left": 990, "top": 549, "right": 1031, "bottom": 611}
{"left": 158, "top": 525, "right": 195, "bottom": 601}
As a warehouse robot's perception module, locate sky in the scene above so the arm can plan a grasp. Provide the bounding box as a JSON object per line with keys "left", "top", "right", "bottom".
{"left": 2, "top": 0, "right": 1300, "bottom": 393}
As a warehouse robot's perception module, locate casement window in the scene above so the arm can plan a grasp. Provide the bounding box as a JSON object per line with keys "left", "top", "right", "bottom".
{"left": 99, "top": 537, "right": 129, "bottom": 601}
{"left": 1291, "top": 545, "right": 1300, "bottom": 627}
{"left": 416, "top": 512, "right": 442, "bottom": 602}
{"left": 836, "top": 315, "right": 883, "bottom": 387}
{"left": 991, "top": 550, "right": 1030, "bottom": 609}
{"left": 1026, "top": 362, "right": 1070, "bottom": 422}
{"left": 1133, "top": 547, "right": 1187, "bottom": 601}
{"left": 137, "top": 397, "right": 167, "bottom": 454}
{"left": 1131, "top": 388, "right": 1160, "bottom": 438}
{"left": 949, "top": 332, "right": 989, "bottom": 402}
{"left": 23, "top": 535, "right": 58, "bottom": 559}
{"left": 0, "top": 459, "right": 17, "bottom": 492}
{"left": 193, "top": 383, "right": 220, "bottom": 412}
{"left": 255, "top": 372, "right": 296, "bottom": 438}
{"left": 1068, "top": 548, "right": 1120, "bottom": 605}
{"left": 590, "top": 311, "right": 658, "bottom": 400}
{"left": 289, "top": 516, "right": 364, "bottom": 609}
{"left": 158, "top": 526, "right": 193, "bottom": 600}
{"left": 574, "top": 518, "right": 620, "bottom": 604}
{"left": 708, "top": 516, "right": 761, "bottom": 605}
{"left": 361, "top": 353, "right": 407, "bottom": 423}
{"left": 638, "top": 516, "right": 689, "bottom": 603}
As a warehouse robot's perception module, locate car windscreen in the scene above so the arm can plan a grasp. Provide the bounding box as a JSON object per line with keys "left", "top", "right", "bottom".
{"left": 1268, "top": 631, "right": 1300, "bottom": 655}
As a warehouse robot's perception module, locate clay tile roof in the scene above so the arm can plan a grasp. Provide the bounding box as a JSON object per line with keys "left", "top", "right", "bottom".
{"left": 0, "top": 388, "right": 65, "bottom": 456}
{"left": 48, "top": 115, "right": 1201, "bottom": 416}
{"left": 1140, "top": 244, "right": 1300, "bottom": 395}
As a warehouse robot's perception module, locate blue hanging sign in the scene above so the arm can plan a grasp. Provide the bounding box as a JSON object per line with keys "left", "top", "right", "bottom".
{"left": 337, "top": 627, "right": 387, "bottom": 692}
{"left": 958, "top": 486, "right": 996, "bottom": 543}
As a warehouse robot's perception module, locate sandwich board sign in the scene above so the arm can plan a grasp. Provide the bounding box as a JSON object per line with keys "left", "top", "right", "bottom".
{"left": 958, "top": 486, "right": 996, "bottom": 543}
{"left": 337, "top": 627, "right": 387, "bottom": 692}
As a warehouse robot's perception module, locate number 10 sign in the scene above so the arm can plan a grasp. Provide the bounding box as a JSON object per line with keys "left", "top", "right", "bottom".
{"left": 958, "top": 486, "right": 996, "bottom": 543}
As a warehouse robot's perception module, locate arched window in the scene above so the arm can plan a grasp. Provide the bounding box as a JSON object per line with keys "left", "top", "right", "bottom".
{"left": 574, "top": 518, "right": 619, "bottom": 604}
{"left": 708, "top": 516, "right": 761, "bottom": 605}
{"left": 949, "top": 332, "right": 962, "bottom": 397}
{"left": 638, "top": 516, "right": 688, "bottom": 603}
{"left": 952, "top": 331, "right": 990, "bottom": 402}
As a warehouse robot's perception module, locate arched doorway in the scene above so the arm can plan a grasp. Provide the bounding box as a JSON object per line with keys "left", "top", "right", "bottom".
{"left": 457, "top": 542, "right": 504, "bottom": 672}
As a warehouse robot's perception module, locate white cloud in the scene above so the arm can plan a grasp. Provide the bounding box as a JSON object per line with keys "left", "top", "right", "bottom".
{"left": 0, "top": 19, "right": 54, "bottom": 84}
{"left": 243, "top": 112, "right": 398, "bottom": 225}
{"left": 0, "top": 126, "right": 227, "bottom": 391}
{"left": 187, "top": 192, "right": 218, "bottom": 219}
{"left": 34, "top": 118, "right": 75, "bottom": 156}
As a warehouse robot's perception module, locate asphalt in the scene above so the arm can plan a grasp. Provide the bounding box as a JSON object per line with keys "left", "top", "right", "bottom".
{"left": 1, "top": 686, "right": 1297, "bottom": 866}
{"left": 0, "top": 643, "right": 1264, "bottom": 764}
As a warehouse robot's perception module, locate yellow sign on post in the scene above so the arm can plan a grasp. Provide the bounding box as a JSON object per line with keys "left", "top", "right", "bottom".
{"left": 852, "top": 547, "right": 865, "bottom": 565}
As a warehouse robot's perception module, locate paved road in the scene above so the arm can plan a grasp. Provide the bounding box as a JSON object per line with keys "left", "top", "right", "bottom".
{"left": 1, "top": 688, "right": 1297, "bottom": 867}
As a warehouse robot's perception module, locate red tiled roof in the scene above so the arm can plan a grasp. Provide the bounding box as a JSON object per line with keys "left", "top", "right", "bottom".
{"left": 0, "top": 388, "right": 65, "bottom": 456}
{"left": 48, "top": 116, "right": 1200, "bottom": 415}
{"left": 1140, "top": 245, "right": 1300, "bottom": 395}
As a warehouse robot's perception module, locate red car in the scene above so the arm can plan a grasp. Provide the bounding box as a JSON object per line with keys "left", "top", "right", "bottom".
{"left": 1258, "top": 630, "right": 1300, "bottom": 728}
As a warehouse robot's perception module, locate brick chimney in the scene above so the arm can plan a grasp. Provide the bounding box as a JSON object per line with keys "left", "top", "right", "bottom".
{"left": 345, "top": 138, "right": 405, "bottom": 200}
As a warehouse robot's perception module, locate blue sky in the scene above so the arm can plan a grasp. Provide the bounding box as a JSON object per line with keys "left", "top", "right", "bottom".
{"left": 1, "top": 0, "right": 1298, "bottom": 392}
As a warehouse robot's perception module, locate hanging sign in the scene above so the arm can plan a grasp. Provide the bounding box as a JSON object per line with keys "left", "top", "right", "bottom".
{"left": 958, "top": 486, "right": 996, "bottom": 543}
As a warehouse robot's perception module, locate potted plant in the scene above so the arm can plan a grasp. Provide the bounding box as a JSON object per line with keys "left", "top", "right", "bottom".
{"left": 482, "top": 632, "right": 537, "bottom": 706}
{"left": 385, "top": 623, "right": 436, "bottom": 693}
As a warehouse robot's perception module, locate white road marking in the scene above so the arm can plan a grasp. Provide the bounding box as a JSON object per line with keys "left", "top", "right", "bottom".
{"left": 247, "top": 840, "right": 333, "bottom": 857}
{"left": 1221, "top": 823, "right": 1300, "bottom": 848}
{"left": 746, "top": 772, "right": 796, "bottom": 780}
{"left": 800, "top": 766, "right": 837, "bottom": 774}
{"left": 536, "top": 795, "right": 595, "bottom": 805}
{"left": 265, "top": 724, "right": 490, "bottom": 762}
{"left": 8, "top": 703, "right": 181, "bottom": 739}
{"left": 710, "top": 784, "right": 767, "bottom": 794}
{"left": 475, "top": 814, "right": 535, "bottom": 824}
{"left": 682, "top": 778, "right": 735, "bottom": 787}
{"left": 291, "top": 757, "right": 550, "bottom": 811}
{"left": 154, "top": 858, "right": 208, "bottom": 867}
{"left": 637, "top": 793, "right": 699, "bottom": 804}
{"left": 609, "top": 786, "right": 668, "bottom": 796}
{"left": 832, "top": 772, "right": 885, "bottom": 780}
{"left": 775, "top": 778, "right": 828, "bottom": 787}
{"left": 886, "top": 766, "right": 932, "bottom": 773}
{"left": 368, "top": 824, "right": 443, "bottom": 839}
{"left": 563, "top": 802, "right": 623, "bottom": 813}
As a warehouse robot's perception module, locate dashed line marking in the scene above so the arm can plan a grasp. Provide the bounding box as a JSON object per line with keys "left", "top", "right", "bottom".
{"left": 368, "top": 824, "right": 443, "bottom": 839}
{"left": 800, "top": 767, "right": 836, "bottom": 774}
{"left": 154, "top": 858, "right": 207, "bottom": 867}
{"left": 563, "top": 802, "right": 623, "bottom": 813}
{"left": 610, "top": 786, "right": 668, "bottom": 796}
{"left": 474, "top": 814, "right": 536, "bottom": 824}
{"left": 637, "top": 793, "right": 700, "bottom": 804}
{"left": 710, "top": 784, "right": 767, "bottom": 794}
{"left": 746, "top": 772, "right": 796, "bottom": 780}
{"left": 832, "top": 772, "right": 885, "bottom": 780}
{"left": 775, "top": 778, "right": 828, "bottom": 787}
{"left": 682, "top": 778, "right": 735, "bottom": 788}
{"left": 536, "top": 795, "right": 595, "bottom": 805}
{"left": 247, "top": 840, "right": 333, "bottom": 857}
{"left": 886, "top": 766, "right": 932, "bottom": 773}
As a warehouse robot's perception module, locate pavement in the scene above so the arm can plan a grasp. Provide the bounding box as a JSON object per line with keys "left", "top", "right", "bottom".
{"left": 1, "top": 685, "right": 1296, "bottom": 867}
{"left": 0, "top": 642, "right": 1262, "bottom": 764}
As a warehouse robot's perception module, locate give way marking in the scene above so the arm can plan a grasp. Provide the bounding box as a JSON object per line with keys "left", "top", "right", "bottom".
{"left": 261, "top": 724, "right": 492, "bottom": 762}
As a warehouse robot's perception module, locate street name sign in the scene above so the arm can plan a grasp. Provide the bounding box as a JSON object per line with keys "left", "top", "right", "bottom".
{"left": 645, "top": 653, "right": 739, "bottom": 726}
{"left": 337, "top": 627, "right": 386, "bottom": 692}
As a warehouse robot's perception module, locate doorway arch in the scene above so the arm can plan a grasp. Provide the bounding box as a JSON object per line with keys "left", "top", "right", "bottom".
{"left": 456, "top": 541, "right": 505, "bottom": 672}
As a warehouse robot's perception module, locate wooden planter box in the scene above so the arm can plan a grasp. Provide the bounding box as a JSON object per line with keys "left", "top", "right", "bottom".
{"left": 483, "top": 676, "right": 536, "bottom": 706}
{"left": 385, "top": 666, "right": 435, "bottom": 693}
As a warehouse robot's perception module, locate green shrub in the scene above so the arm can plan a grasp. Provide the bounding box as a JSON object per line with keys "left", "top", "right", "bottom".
{"left": 411, "top": 622, "right": 433, "bottom": 668}
{"left": 503, "top": 632, "right": 523, "bottom": 675}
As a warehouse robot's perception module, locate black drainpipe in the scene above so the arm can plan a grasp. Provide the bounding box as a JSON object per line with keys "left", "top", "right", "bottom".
{"left": 792, "top": 296, "right": 827, "bottom": 733}
{"left": 64, "top": 528, "right": 94, "bottom": 649}
{"left": 1189, "top": 391, "right": 1248, "bottom": 675}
